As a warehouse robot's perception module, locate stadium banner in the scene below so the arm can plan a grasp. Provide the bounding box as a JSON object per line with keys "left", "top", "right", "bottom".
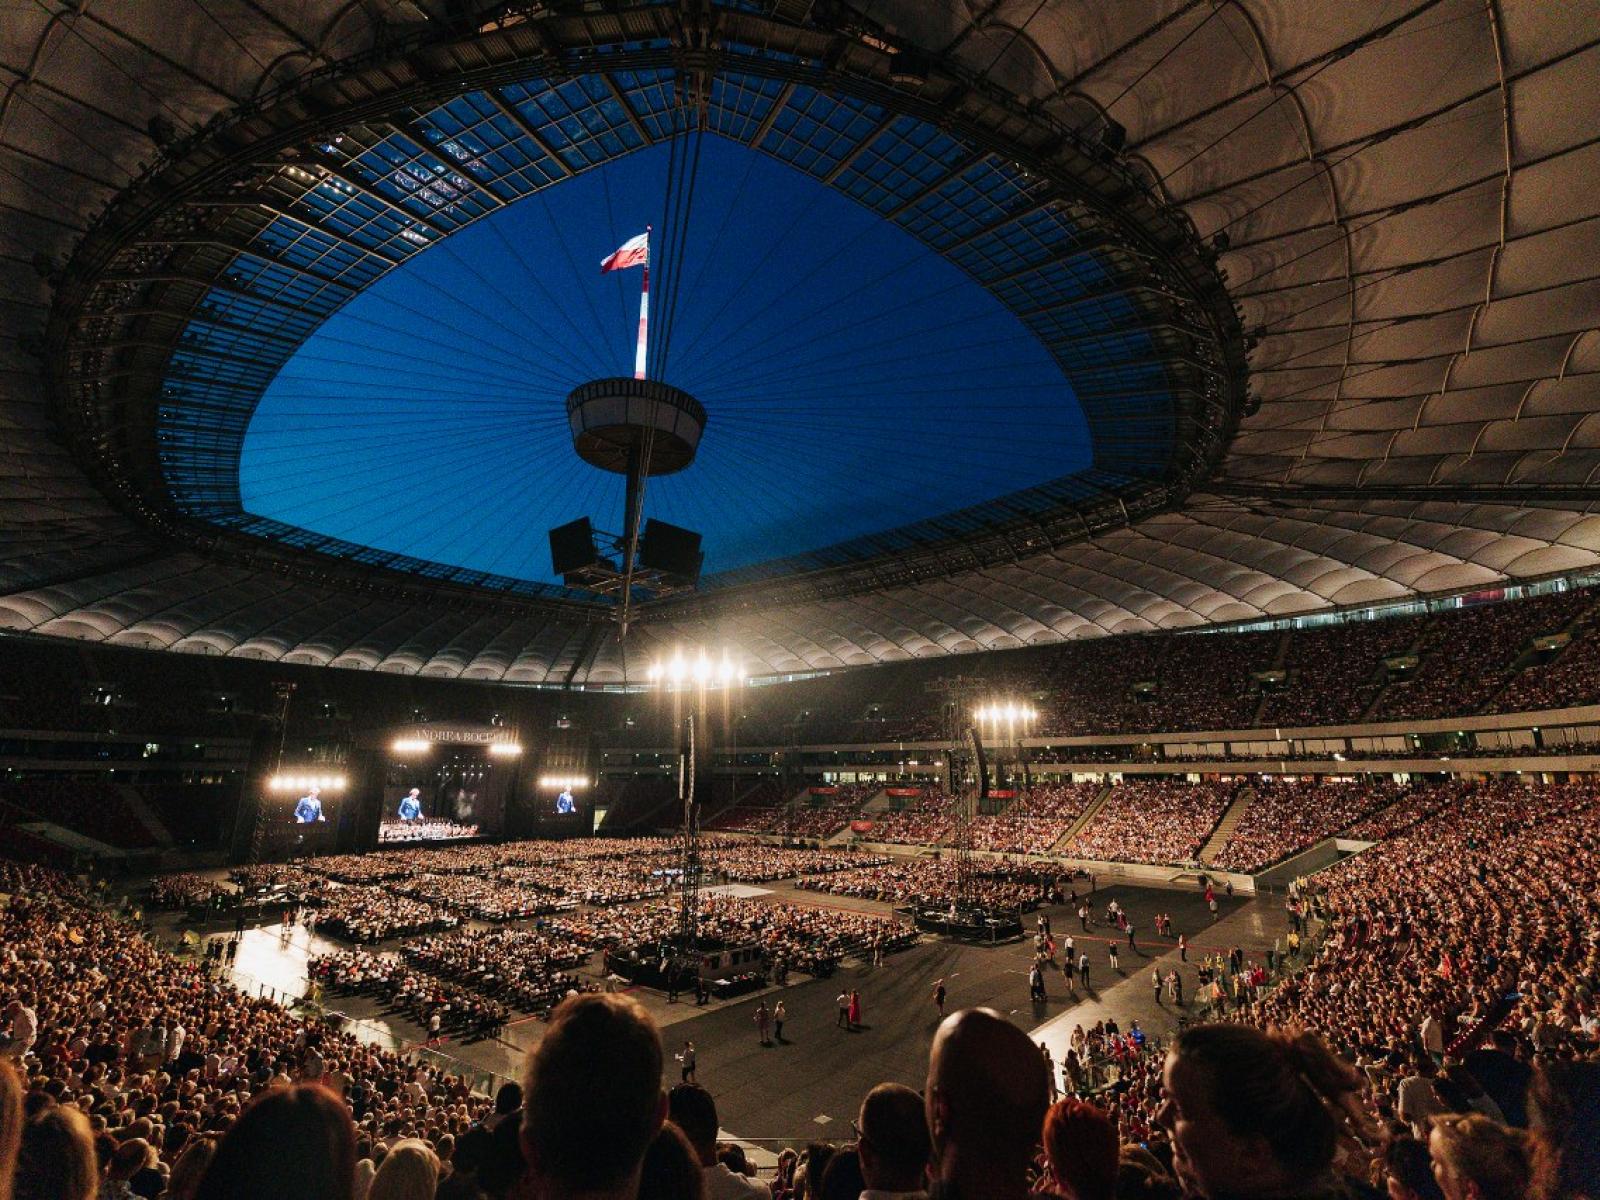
{"left": 808, "top": 786, "right": 839, "bottom": 796}
{"left": 884, "top": 787, "right": 922, "bottom": 798}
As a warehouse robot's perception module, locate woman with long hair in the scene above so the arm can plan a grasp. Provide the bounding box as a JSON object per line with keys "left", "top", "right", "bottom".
{"left": 165, "top": 1138, "right": 218, "bottom": 1200}
{"left": 366, "top": 1139, "right": 437, "bottom": 1200}
{"left": 1040, "top": 1098, "right": 1118, "bottom": 1200}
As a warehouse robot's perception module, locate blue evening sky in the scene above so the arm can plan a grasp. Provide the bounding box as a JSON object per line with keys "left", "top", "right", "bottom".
{"left": 239, "top": 137, "right": 1091, "bottom": 582}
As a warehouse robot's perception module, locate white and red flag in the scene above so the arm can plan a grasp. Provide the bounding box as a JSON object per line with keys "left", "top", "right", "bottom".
{"left": 601, "top": 229, "right": 651, "bottom": 379}
{"left": 600, "top": 231, "right": 650, "bottom": 273}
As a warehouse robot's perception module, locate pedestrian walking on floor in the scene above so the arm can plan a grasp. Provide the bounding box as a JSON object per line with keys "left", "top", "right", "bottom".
{"left": 1179, "top": 933, "right": 1188, "bottom": 962}
{"left": 1127, "top": 923, "right": 1136, "bottom": 952}
{"left": 1078, "top": 951, "right": 1091, "bottom": 990}
{"left": 847, "top": 989, "right": 861, "bottom": 1031}
{"left": 773, "top": 1000, "right": 786, "bottom": 1042}
{"left": 836, "top": 990, "right": 850, "bottom": 1028}
{"left": 677, "top": 1040, "right": 696, "bottom": 1083}
{"left": 1153, "top": 966, "right": 1164, "bottom": 1005}
{"left": 1108, "top": 942, "right": 1120, "bottom": 972}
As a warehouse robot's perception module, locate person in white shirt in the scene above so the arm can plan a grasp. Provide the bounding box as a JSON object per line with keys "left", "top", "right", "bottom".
{"left": 0, "top": 999, "right": 36, "bottom": 1059}
{"left": 857, "top": 1082, "right": 931, "bottom": 1199}
{"left": 1420, "top": 1012, "right": 1445, "bottom": 1064}
{"left": 667, "top": 1083, "right": 767, "bottom": 1199}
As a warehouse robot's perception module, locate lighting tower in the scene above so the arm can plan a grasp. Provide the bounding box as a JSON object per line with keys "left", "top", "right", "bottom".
{"left": 248, "top": 681, "right": 296, "bottom": 864}
{"left": 933, "top": 680, "right": 984, "bottom": 911}
{"left": 677, "top": 709, "right": 702, "bottom": 955}
{"left": 645, "top": 649, "right": 744, "bottom": 971}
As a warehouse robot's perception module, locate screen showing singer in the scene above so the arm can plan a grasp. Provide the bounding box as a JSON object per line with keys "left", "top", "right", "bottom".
{"left": 294, "top": 786, "right": 326, "bottom": 823}
{"left": 397, "top": 788, "right": 422, "bottom": 821}
{"left": 555, "top": 789, "right": 575, "bottom": 815}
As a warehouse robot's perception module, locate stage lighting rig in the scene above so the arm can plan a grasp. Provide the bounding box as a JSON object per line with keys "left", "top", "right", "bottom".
{"left": 973, "top": 701, "right": 1038, "bottom": 726}
{"left": 642, "top": 647, "right": 747, "bottom": 691}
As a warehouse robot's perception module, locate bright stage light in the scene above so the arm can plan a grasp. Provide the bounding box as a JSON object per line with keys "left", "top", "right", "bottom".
{"left": 391, "top": 738, "right": 431, "bottom": 755}
{"left": 644, "top": 646, "right": 745, "bottom": 689}
{"left": 975, "top": 701, "right": 1036, "bottom": 725}
{"left": 538, "top": 775, "right": 588, "bottom": 790}
{"left": 488, "top": 742, "right": 523, "bottom": 758}
{"left": 267, "top": 772, "right": 346, "bottom": 792}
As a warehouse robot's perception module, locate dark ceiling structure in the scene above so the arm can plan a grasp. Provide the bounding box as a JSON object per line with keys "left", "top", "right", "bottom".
{"left": 2, "top": 0, "right": 1599, "bottom": 681}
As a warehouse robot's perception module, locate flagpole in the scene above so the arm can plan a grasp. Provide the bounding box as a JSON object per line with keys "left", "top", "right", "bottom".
{"left": 634, "top": 225, "right": 650, "bottom": 380}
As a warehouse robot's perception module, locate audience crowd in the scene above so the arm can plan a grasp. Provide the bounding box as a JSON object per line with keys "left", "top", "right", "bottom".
{"left": 0, "top": 859, "right": 497, "bottom": 1191}
{"left": 1064, "top": 780, "right": 1237, "bottom": 864}
{"left": 798, "top": 858, "right": 1064, "bottom": 914}
{"left": 377, "top": 820, "right": 481, "bottom": 845}
{"left": 1209, "top": 778, "right": 1405, "bottom": 872}
{"left": 965, "top": 782, "right": 1104, "bottom": 855}
{"left": 4, "top": 762, "right": 1599, "bottom": 1200}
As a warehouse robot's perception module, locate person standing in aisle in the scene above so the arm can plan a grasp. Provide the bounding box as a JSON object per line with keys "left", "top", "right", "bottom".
{"left": 755, "top": 1001, "right": 772, "bottom": 1046}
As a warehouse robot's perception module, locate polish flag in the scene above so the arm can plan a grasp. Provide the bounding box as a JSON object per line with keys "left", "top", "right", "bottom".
{"left": 600, "top": 231, "right": 649, "bottom": 273}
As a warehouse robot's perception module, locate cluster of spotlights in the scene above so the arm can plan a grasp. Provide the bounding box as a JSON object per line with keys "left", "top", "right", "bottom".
{"left": 390, "top": 738, "right": 522, "bottom": 758}
{"left": 267, "top": 773, "right": 347, "bottom": 792}
{"left": 973, "top": 702, "right": 1038, "bottom": 724}
{"left": 644, "top": 648, "right": 746, "bottom": 687}
{"left": 539, "top": 775, "right": 589, "bottom": 790}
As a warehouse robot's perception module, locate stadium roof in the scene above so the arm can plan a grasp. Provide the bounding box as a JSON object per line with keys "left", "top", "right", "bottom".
{"left": 2, "top": 0, "right": 1599, "bottom": 682}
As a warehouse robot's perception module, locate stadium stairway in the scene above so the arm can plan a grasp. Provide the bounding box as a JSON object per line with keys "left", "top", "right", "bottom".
{"left": 1047, "top": 783, "right": 1112, "bottom": 853}
{"left": 1198, "top": 786, "right": 1256, "bottom": 865}
{"left": 860, "top": 789, "right": 894, "bottom": 813}
{"left": 115, "top": 783, "right": 175, "bottom": 848}
{"left": 1269, "top": 628, "right": 1293, "bottom": 670}
{"left": 1360, "top": 632, "right": 1429, "bottom": 719}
